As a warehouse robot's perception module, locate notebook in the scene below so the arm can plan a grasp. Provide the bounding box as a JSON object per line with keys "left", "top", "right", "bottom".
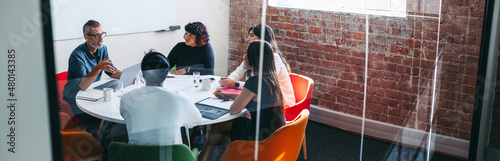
{"left": 216, "top": 87, "right": 242, "bottom": 94}
{"left": 195, "top": 97, "right": 232, "bottom": 120}
{"left": 94, "top": 63, "right": 141, "bottom": 91}
{"left": 76, "top": 89, "right": 104, "bottom": 101}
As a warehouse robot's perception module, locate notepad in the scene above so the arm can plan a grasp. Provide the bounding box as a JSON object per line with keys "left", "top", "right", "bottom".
{"left": 76, "top": 89, "right": 104, "bottom": 102}
{"left": 195, "top": 97, "right": 232, "bottom": 120}
{"left": 216, "top": 87, "right": 242, "bottom": 94}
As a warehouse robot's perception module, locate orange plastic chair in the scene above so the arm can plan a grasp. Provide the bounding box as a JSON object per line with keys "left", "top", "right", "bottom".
{"left": 220, "top": 109, "right": 309, "bottom": 161}
{"left": 59, "top": 112, "right": 104, "bottom": 161}
{"left": 285, "top": 73, "right": 314, "bottom": 159}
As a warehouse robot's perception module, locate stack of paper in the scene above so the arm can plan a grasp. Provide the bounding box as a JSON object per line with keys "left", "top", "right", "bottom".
{"left": 76, "top": 89, "right": 104, "bottom": 101}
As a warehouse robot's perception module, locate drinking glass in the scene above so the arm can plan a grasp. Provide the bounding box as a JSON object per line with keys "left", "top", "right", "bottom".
{"left": 193, "top": 71, "right": 200, "bottom": 87}
{"left": 116, "top": 81, "right": 124, "bottom": 97}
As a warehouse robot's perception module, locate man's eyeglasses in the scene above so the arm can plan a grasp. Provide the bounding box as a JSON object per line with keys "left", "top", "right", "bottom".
{"left": 184, "top": 32, "right": 196, "bottom": 38}
{"left": 87, "top": 32, "right": 107, "bottom": 39}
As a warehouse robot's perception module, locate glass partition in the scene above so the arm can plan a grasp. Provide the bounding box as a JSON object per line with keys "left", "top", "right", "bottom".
{"left": 50, "top": 0, "right": 486, "bottom": 160}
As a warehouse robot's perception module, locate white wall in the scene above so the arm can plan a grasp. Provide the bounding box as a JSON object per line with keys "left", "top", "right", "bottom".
{"left": 53, "top": 0, "right": 230, "bottom": 76}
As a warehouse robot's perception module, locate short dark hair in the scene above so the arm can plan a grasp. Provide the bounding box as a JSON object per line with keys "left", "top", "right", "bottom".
{"left": 185, "top": 22, "right": 209, "bottom": 47}
{"left": 83, "top": 20, "right": 101, "bottom": 35}
{"left": 141, "top": 50, "right": 170, "bottom": 86}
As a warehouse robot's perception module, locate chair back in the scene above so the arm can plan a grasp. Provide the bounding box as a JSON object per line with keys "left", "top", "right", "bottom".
{"left": 56, "top": 71, "right": 68, "bottom": 99}
{"left": 108, "top": 142, "right": 198, "bottom": 161}
{"left": 285, "top": 74, "right": 314, "bottom": 122}
{"left": 60, "top": 112, "right": 103, "bottom": 161}
{"left": 61, "top": 130, "right": 103, "bottom": 161}
{"left": 59, "top": 112, "right": 76, "bottom": 131}
{"left": 220, "top": 109, "right": 310, "bottom": 161}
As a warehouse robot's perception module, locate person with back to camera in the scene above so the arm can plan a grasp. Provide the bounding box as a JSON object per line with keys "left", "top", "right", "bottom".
{"left": 62, "top": 19, "right": 122, "bottom": 133}
{"left": 219, "top": 24, "right": 295, "bottom": 108}
{"left": 168, "top": 21, "right": 214, "bottom": 75}
{"left": 198, "top": 41, "right": 286, "bottom": 161}
{"left": 119, "top": 50, "right": 203, "bottom": 145}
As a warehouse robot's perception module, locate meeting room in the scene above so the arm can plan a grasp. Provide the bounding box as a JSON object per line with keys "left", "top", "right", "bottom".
{"left": 1, "top": 0, "right": 500, "bottom": 160}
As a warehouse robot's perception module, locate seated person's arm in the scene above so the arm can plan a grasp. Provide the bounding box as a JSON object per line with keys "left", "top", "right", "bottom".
{"left": 213, "top": 89, "right": 239, "bottom": 100}
{"left": 170, "top": 67, "right": 187, "bottom": 75}
{"left": 79, "top": 57, "right": 116, "bottom": 90}
{"left": 228, "top": 88, "right": 255, "bottom": 115}
{"left": 186, "top": 65, "right": 213, "bottom": 75}
{"left": 220, "top": 61, "right": 246, "bottom": 88}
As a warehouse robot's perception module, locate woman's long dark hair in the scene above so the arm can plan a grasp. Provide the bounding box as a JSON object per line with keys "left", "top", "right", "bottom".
{"left": 248, "top": 24, "right": 290, "bottom": 72}
{"left": 246, "top": 40, "right": 284, "bottom": 112}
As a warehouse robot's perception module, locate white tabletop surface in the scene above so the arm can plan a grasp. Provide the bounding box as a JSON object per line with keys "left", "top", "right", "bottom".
{"left": 76, "top": 75, "right": 245, "bottom": 124}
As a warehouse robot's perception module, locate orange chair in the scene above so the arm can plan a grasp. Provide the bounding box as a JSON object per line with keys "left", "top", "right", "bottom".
{"left": 219, "top": 109, "right": 309, "bottom": 161}
{"left": 285, "top": 73, "right": 314, "bottom": 159}
{"left": 59, "top": 112, "right": 104, "bottom": 161}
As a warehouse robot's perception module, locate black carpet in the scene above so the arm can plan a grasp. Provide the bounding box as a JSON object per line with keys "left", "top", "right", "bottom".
{"left": 296, "top": 121, "right": 465, "bottom": 161}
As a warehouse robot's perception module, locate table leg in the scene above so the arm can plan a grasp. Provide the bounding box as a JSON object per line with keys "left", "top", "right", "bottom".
{"left": 185, "top": 126, "right": 191, "bottom": 149}
{"left": 96, "top": 120, "right": 115, "bottom": 143}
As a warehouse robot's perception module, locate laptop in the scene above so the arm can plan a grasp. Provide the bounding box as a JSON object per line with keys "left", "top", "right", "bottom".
{"left": 94, "top": 63, "right": 141, "bottom": 91}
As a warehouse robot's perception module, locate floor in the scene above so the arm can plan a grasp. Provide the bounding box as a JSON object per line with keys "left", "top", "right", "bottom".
{"left": 295, "top": 121, "right": 465, "bottom": 161}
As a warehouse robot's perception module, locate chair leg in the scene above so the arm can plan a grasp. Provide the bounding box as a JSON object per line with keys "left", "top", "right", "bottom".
{"left": 302, "top": 134, "right": 307, "bottom": 160}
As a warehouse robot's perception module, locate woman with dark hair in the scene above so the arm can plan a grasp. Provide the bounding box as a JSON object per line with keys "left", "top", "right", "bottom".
{"left": 219, "top": 24, "right": 295, "bottom": 108}
{"left": 168, "top": 22, "right": 214, "bottom": 75}
{"left": 199, "top": 41, "right": 286, "bottom": 161}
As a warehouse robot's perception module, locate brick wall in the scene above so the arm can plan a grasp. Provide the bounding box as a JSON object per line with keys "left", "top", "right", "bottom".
{"left": 228, "top": 0, "right": 484, "bottom": 140}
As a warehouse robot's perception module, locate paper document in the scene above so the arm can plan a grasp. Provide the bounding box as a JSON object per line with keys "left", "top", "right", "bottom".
{"left": 76, "top": 89, "right": 104, "bottom": 102}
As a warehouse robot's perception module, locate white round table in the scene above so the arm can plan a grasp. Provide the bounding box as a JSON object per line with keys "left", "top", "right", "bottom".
{"left": 76, "top": 75, "right": 245, "bottom": 125}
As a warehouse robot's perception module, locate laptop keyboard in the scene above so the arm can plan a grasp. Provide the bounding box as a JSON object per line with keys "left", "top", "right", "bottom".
{"left": 94, "top": 80, "right": 118, "bottom": 91}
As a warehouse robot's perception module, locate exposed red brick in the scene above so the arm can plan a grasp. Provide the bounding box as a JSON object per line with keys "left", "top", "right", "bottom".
{"left": 267, "top": 8, "right": 280, "bottom": 15}
{"left": 352, "top": 32, "right": 366, "bottom": 41}
{"left": 228, "top": 2, "right": 482, "bottom": 140}
{"left": 308, "top": 26, "right": 322, "bottom": 34}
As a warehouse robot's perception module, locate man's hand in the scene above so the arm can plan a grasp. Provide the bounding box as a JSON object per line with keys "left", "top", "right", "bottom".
{"left": 219, "top": 77, "right": 236, "bottom": 88}
{"left": 80, "top": 57, "right": 116, "bottom": 91}
{"left": 95, "top": 57, "right": 116, "bottom": 74}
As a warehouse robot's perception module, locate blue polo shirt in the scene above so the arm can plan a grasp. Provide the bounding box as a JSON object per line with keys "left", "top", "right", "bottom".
{"left": 63, "top": 42, "right": 116, "bottom": 99}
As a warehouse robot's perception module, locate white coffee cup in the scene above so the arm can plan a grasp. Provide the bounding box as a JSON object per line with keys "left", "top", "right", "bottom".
{"left": 202, "top": 78, "right": 211, "bottom": 91}
{"left": 103, "top": 88, "right": 113, "bottom": 102}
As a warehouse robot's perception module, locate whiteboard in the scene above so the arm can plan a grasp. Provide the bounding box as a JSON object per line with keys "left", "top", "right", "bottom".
{"left": 50, "top": 0, "right": 177, "bottom": 40}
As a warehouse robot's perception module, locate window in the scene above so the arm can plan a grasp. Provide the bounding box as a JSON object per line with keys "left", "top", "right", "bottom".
{"left": 268, "top": 0, "right": 406, "bottom": 17}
